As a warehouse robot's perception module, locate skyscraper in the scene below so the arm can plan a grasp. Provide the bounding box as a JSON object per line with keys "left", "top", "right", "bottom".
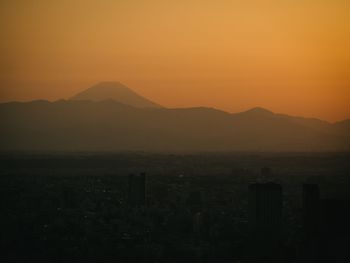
{"left": 261, "top": 166, "right": 271, "bottom": 178}
{"left": 318, "top": 199, "right": 350, "bottom": 263}
{"left": 249, "top": 183, "right": 282, "bottom": 232}
{"left": 249, "top": 183, "right": 283, "bottom": 262}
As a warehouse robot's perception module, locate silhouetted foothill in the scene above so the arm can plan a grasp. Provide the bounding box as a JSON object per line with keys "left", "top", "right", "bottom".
{"left": 1, "top": 99, "right": 349, "bottom": 151}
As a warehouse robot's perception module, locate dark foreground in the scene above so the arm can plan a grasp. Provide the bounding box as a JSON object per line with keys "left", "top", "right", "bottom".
{"left": 1, "top": 152, "right": 350, "bottom": 262}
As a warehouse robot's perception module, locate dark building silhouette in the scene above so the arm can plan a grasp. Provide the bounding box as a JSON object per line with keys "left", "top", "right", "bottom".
{"left": 318, "top": 199, "right": 350, "bottom": 263}
{"left": 128, "top": 172, "right": 146, "bottom": 207}
{"left": 249, "top": 183, "right": 282, "bottom": 231}
{"left": 249, "top": 183, "right": 283, "bottom": 262}
{"left": 261, "top": 166, "right": 271, "bottom": 178}
{"left": 301, "top": 192, "right": 350, "bottom": 263}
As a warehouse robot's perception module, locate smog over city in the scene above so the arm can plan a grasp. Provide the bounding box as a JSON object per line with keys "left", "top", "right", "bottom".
{"left": 1, "top": 1, "right": 350, "bottom": 262}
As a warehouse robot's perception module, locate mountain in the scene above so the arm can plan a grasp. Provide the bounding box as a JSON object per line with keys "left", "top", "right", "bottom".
{"left": 237, "top": 107, "right": 275, "bottom": 117}
{"left": 0, "top": 100, "right": 349, "bottom": 152}
{"left": 70, "top": 81, "right": 163, "bottom": 108}
{"left": 334, "top": 119, "right": 350, "bottom": 136}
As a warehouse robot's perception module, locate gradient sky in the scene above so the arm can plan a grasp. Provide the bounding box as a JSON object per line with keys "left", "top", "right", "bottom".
{"left": 1, "top": 0, "right": 349, "bottom": 122}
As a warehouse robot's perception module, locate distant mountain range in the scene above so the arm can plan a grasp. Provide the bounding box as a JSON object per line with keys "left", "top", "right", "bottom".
{"left": 0, "top": 82, "right": 349, "bottom": 152}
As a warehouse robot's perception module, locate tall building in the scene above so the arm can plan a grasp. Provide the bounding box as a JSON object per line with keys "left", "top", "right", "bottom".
{"left": 128, "top": 172, "right": 146, "bottom": 207}
{"left": 318, "top": 199, "right": 350, "bottom": 263}
{"left": 261, "top": 166, "right": 271, "bottom": 177}
{"left": 320, "top": 199, "right": 350, "bottom": 235}
{"left": 248, "top": 183, "right": 283, "bottom": 262}
{"left": 249, "top": 183, "right": 282, "bottom": 232}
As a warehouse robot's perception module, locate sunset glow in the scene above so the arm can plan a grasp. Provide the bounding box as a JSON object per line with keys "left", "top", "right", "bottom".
{"left": 1, "top": 0, "right": 349, "bottom": 121}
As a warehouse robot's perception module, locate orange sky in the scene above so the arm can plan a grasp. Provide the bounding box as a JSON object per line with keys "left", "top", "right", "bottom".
{"left": 1, "top": 0, "right": 349, "bottom": 122}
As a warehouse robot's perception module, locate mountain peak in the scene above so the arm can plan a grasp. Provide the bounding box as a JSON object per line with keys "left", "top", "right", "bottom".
{"left": 89, "top": 81, "right": 129, "bottom": 90}
{"left": 70, "top": 81, "right": 162, "bottom": 108}
{"left": 243, "top": 107, "right": 274, "bottom": 115}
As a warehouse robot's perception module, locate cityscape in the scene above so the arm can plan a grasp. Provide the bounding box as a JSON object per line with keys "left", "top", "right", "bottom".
{"left": 1, "top": 153, "right": 349, "bottom": 262}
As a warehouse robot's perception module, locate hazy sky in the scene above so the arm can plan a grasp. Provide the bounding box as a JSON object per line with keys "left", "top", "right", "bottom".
{"left": 1, "top": 0, "right": 349, "bottom": 121}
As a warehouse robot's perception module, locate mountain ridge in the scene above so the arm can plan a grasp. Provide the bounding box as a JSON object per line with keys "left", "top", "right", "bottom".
{"left": 1, "top": 82, "right": 349, "bottom": 151}
{"left": 1, "top": 99, "right": 349, "bottom": 152}
{"left": 2, "top": 98, "right": 348, "bottom": 124}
